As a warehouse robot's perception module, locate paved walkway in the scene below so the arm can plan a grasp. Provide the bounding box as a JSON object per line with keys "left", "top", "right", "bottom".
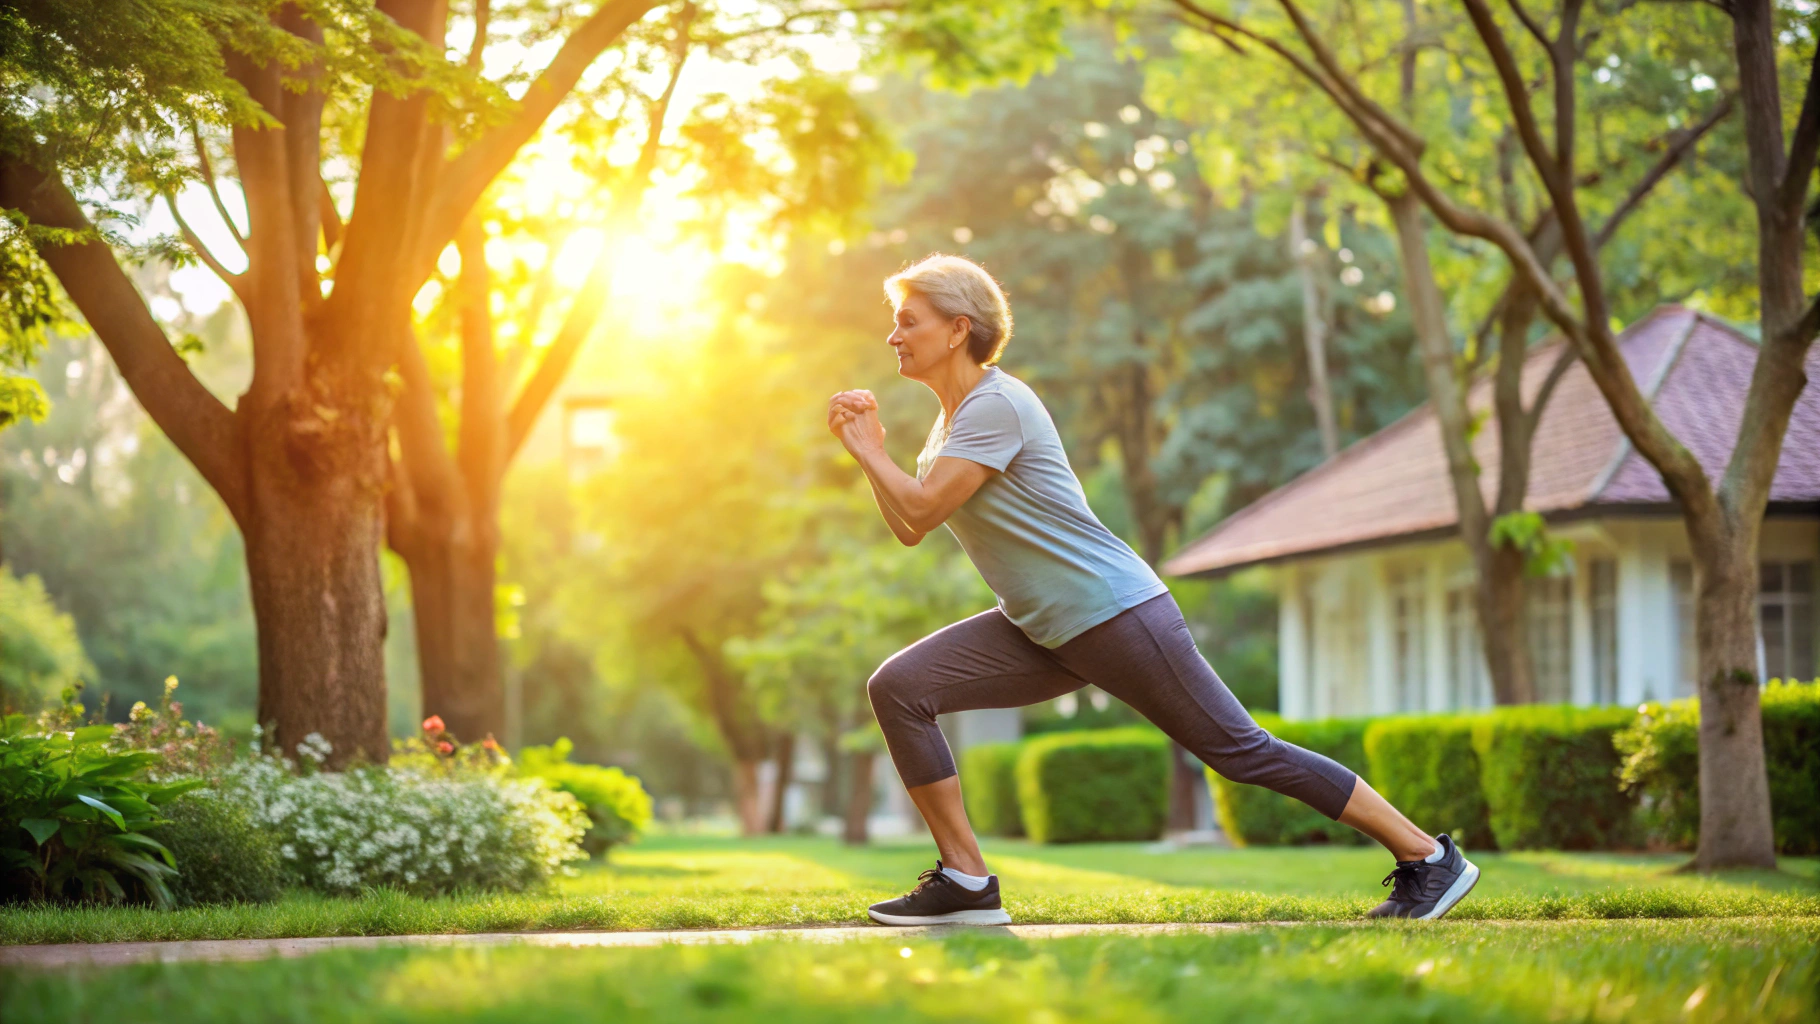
{"left": 0, "top": 922, "right": 1265, "bottom": 970}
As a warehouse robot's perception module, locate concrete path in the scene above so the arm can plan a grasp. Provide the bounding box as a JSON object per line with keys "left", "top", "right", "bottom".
{"left": 0, "top": 922, "right": 1264, "bottom": 970}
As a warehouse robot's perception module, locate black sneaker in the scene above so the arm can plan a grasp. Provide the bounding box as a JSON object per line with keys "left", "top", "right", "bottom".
{"left": 867, "top": 862, "right": 1013, "bottom": 926}
{"left": 1367, "top": 834, "right": 1480, "bottom": 920}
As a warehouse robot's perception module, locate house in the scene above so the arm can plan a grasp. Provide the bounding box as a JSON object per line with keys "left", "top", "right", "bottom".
{"left": 1162, "top": 307, "right": 1820, "bottom": 719}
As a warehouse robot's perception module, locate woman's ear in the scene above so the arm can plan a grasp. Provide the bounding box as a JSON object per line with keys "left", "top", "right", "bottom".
{"left": 951, "top": 315, "right": 972, "bottom": 350}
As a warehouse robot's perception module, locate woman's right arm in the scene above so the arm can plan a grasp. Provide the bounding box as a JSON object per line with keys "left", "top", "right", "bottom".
{"left": 830, "top": 395, "right": 925, "bottom": 546}
{"left": 864, "top": 472, "right": 926, "bottom": 546}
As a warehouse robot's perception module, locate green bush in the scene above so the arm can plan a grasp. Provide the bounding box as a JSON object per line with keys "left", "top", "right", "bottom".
{"left": 1015, "top": 727, "right": 1168, "bottom": 843}
{"left": 516, "top": 738, "right": 653, "bottom": 856}
{"left": 153, "top": 792, "right": 284, "bottom": 906}
{"left": 0, "top": 568, "right": 92, "bottom": 714}
{"left": 1472, "top": 705, "right": 1638, "bottom": 850}
{"left": 1364, "top": 715, "right": 1496, "bottom": 851}
{"left": 1210, "top": 715, "right": 1369, "bottom": 847}
{"left": 960, "top": 741, "right": 1023, "bottom": 837}
{"left": 0, "top": 714, "right": 199, "bottom": 906}
{"left": 1616, "top": 680, "right": 1820, "bottom": 855}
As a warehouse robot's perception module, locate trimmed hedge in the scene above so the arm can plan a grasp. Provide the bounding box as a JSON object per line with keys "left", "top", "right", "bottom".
{"left": 1472, "top": 706, "right": 1639, "bottom": 850}
{"left": 153, "top": 792, "right": 284, "bottom": 906}
{"left": 1209, "top": 715, "right": 1370, "bottom": 847}
{"left": 1617, "top": 680, "right": 1820, "bottom": 855}
{"left": 1015, "top": 727, "right": 1169, "bottom": 843}
{"left": 960, "top": 741, "right": 1023, "bottom": 837}
{"left": 1363, "top": 715, "right": 1496, "bottom": 851}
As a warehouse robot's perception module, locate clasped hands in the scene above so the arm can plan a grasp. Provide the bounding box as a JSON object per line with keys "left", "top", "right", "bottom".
{"left": 828, "top": 389, "right": 887, "bottom": 455}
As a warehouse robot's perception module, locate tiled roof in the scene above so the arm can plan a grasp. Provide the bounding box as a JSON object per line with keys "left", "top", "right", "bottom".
{"left": 1162, "top": 306, "right": 1820, "bottom": 577}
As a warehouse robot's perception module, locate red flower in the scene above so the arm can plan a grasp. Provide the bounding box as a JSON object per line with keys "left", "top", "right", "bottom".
{"left": 422, "top": 715, "right": 445, "bottom": 734}
{"left": 437, "top": 740, "right": 455, "bottom": 755}
{"left": 481, "top": 736, "right": 500, "bottom": 751}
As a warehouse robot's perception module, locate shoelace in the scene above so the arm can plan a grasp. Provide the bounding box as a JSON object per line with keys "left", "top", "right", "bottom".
{"left": 909, "top": 866, "right": 951, "bottom": 897}
{"left": 1380, "top": 862, "right": 1422, "bottom": 903}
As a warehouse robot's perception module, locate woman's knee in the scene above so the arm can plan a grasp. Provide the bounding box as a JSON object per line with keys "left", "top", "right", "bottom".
{"left": 866, "top": 658, "right": 921, "bottom": 718}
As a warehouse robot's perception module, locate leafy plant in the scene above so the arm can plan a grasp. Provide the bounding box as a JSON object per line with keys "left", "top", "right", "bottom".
{"left": 1617, "top": 680, "right": 1820, "bottom": 855}
{"left": 516, "top": 738, "right": 652, "bottom": 856}
{"left": 213, "top": 737, "right": 587, "bottom": 896}
{"left": 110, "top": 676, "right": 235, "bottom": 778}
{"left": 0, "top": 714, "right": 200, "bottom": 906}
{"left": 152, "top": 791, "right": 284, "bottom": 906}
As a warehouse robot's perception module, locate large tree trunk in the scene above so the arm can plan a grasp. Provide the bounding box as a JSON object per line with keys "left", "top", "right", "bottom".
{"left": 243, "top": 399, "right": 392, "bottom": 768}
{"left": 843, "top": 750, "right": 875, "bottom": 845}
{"left": 1475, "top": 543, "right": 1533, "bottom": 705}
{"left": 1688, "top": 521, "right": 1777, "bottom": 870}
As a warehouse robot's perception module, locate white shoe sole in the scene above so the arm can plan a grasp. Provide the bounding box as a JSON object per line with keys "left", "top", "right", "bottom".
{"left": 867, "top": 908, "right": 1013, "bottom": 927}
{"left": 1418, "top": 858, "right": 1480, "bottom": 920}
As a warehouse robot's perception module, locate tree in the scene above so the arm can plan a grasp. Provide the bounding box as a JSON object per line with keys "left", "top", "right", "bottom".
{"left": 1159, "top": 0, "right": 1812, "bottom": 868}
{"left": 0, "top": 0, "right": 676, "bottom": 764}
{"left": 1157, "top": 0, "right": 1741, "bottom": 706}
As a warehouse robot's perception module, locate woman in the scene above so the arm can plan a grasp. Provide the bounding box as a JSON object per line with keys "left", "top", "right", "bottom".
{"left": 828, "top": 254, "right": 1479, "bottom": 926}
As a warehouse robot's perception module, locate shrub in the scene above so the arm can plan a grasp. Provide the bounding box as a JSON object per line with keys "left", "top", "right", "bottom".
{"left": 110, "top": 676, "right": 235, "bottom": 778}
{"left": 0, "top": 568, "right": 92, "bottom": 715}
{"left": 1472, "top": 705, "right": 1638, "bottom": 850}
{"left": 1015, "top": 727, "right": 1168, "bottom": 843}
{"left": 959, "top": 741, "right": 1023, "bottom": 837}
{"left": 213, "top": 738, "right": 588, "bottom": 896}
{"left": 152, "top": 792, "right": 283, "bottom": 906}
{"left": 1210, "top": 715, "right": 1370, "bottom": 846}
{"left": 1363, "top": 715, "right": 1496, "bottom": 851}
{"left": 516, "top": 738, "right": 652, "bottom": 856}
{"left": 0, "top": 715, "right": 198, "bottom": 906}
{"left": 1616, "top": 680, "right": 1820, "bottom": 855}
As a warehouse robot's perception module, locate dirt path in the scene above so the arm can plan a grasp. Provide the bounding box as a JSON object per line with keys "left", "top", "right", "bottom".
{"left": 0, "top": 921, "right": 1276, "bottom": 970}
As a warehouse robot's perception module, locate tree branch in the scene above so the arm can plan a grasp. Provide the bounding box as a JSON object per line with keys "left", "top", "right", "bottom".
{"left": 1780, "top": 40, "right": 1820, "bottom": 212}
{"left": 422, "top": 0, "right": 658, "bottom": 270}
{"left": 1504, "top": 0, "right": 1550, "bottom": 49}
{"left": 191, "top": 127, "right": 246, "bottom": 248}
{"left": 1593, "top": 94, "right": 1734, "bottom": 250}
{"left": 2, "top": 156, "right": 247, "bottom": 524}
{"left": 503, "top": 7, "right": 694, "bottom": 463}
{"left": 164, "top": 193, "right": 249, "bottom": 303}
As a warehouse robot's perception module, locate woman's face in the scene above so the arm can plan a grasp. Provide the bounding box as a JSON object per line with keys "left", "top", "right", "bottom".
{"left": 886, "top": 292, "right": 968, "bottom": 380}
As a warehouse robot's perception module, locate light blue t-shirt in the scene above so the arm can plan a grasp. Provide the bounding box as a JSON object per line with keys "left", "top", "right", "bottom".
{"left": 915, "top": 367, "right": 1167, "bottom": 648}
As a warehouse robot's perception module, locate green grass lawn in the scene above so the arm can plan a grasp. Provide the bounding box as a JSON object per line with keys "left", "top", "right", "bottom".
{"left": 4, "top": 918, "right": 1814, "bottom": 1023}
{"left": 2, "top": 832, "right": 1816, "bottom": 945}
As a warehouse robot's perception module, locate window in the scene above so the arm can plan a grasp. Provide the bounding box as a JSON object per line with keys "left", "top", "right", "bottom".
{"left": 1672, "top": 560, "right": 1697, "bottom": 697}
{"left": 1590, "top": 559, "right": 1619, "bottom": 704}
{"left": 1390, "top": 572, "right": 1427, "bottom": 712}
{"left": 1445, "top": 586, "right": 1490, "bottom": 709}
{"left": 1526, "top": 574, "right": 1574, "bottom": 703}
{"left": 1761, "top": 562, "right": 1815, "bottom": 682}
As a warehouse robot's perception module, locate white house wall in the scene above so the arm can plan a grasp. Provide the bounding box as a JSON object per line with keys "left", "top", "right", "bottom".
{"left": 1269, "top": 515, "right": 1819, "bottom": 720}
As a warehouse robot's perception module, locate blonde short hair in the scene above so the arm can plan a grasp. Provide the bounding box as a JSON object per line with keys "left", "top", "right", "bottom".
{"left": 883, "top": 254, "right": 1013, "bottom": 365}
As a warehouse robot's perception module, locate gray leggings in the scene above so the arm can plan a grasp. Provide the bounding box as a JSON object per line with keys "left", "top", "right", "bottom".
{"left": 867, "top": 593, "right": 1359, "bottom": 820}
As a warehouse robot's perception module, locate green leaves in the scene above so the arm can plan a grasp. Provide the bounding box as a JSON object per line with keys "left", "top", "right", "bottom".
{"left": 0, "top": 713, "right": 189, "bottom": 907}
